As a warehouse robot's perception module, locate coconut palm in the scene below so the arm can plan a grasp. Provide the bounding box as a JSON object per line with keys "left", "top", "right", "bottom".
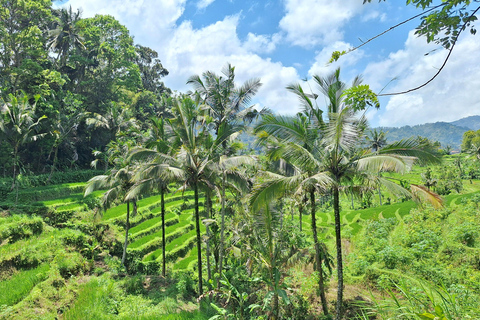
{"left": 126, "top": 117, "right": 182, "bottom": 277}
{"left": 187, "top": 63, "right": 263, "bottom": 139}
{"left": 252, "top": 111, "right": 333, "bottom": 316}
{"left": 48, "top": 6, "right": 85, "bottom": 66}
{"left": 84, "top": 141, "right": 138, "bottom": 267}
{"left": 254, "top": 68, "right": 442, "bottom": 319}
{"left": 167, "top": 96, "right": 238, "bottom": 294}
{"left": 366, "top": 128, "right": 387, "bottom": 152}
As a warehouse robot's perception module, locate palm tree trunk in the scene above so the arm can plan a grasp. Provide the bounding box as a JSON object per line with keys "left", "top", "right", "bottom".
{"left": 194, "top": 181, "right": 203, "bottom": 294}
{"left": 161, "top": 187, "right": 166, "bottom": 277}
{"left": 217, "top": 170, "right": 226, "bottom": 288}
{"left": 333, "top": 186, "right": 343, "bottom": 320}
{"left": 205, "top": 191, "right": 212, "bottom": 281}
{"left": 11, "top": 145, "right": 18, "bottom": 190}
{"left": 310, "top": 190, "right": 329, "bottom": 315}
{"left": 299, "top": 202, "right": 303, "bottom": 232}
{"left": 121, "top": 200, "right": 130, "bottom": 267}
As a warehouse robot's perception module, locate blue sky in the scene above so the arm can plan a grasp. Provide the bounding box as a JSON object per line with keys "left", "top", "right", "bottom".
{"left": 59, "top": 0, "right": 480, "bottom": 127}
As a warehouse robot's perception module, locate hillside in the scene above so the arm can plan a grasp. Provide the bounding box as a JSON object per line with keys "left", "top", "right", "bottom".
{"left": 450, "top": 115, "right": 480, "bottom": 130}
{"left": 377, "top": 116, "right": 480, "bottom": 150}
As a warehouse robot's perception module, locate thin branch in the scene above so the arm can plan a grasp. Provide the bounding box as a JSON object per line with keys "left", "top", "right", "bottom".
{"left": 349, "top": 3, "right": 446, "bottom": 54}
{"left": 378, "top": 5, "right": 480, "bottom": 96}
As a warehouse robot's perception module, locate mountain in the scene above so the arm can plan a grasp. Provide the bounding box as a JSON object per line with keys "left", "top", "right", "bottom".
{"left": 450, "top": 115, "right": 480, "bottom": 130}
{"left": 377, "top": 116, "right": 480, "bottom": 151}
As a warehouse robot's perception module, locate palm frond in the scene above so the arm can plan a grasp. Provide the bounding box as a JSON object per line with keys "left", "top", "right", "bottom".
{"left": 249, "top": 174, "right": 307, "bottom": 212}
{"left": 356, "top": 155, "right": 415, "bottom": 174}
{"left": 410, "top": 184, "right": 443, "bottom": 209}
{"left": 84, "top": 175, "right": 109, "bottom": 196}
{"left": 379, "top": 138, "right": 442, "bottom": 165}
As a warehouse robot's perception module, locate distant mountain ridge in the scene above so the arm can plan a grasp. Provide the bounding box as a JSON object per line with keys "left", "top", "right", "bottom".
{"left": 450, "top": 115, "right": 480, "bottom": 130}
{"left": 377, "top": 115, "right": 480, "bottom": 151}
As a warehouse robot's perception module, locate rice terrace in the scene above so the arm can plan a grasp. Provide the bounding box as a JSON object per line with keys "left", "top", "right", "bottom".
{"left": 1, "top": 0, "right": 480, "bottom": 319}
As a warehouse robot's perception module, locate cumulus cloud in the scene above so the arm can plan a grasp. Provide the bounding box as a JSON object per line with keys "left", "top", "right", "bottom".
{"left": 160, "top": 15, "right": 300, "bottom": 114}
{"left": 279, "top": 0, "right": 364, "bottom": 47}
{"left": 363, "top": 31, "right": 480, "bottom": 127}
{"left": 243, "top": 33, "right": 281, "bottom": 54}
{"left": 62, "top": 0, "right": 186, "bottom": 47}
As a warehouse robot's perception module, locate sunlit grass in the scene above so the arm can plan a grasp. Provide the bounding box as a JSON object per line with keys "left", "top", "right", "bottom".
{"left": 0, "top": 264, "right": 50, "bottom": 306}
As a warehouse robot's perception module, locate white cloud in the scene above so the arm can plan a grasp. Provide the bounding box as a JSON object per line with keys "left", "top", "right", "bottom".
{"left": 363, "top": 31, "right": 480, "bottom": 127}
{"left": 361, "top": 10, "right": 386, "bottom": 22}
{"left": 197, "top": 0, "right": 215, "bottom": 10}
{"left": 243, "top": 33, "right": 281, "bottom": 54}
{"left": 62, "top": 0, "right": 186, "bottom": 47}
{"left": 279, "top": 0, "right": 364, "bottom": 47}
{"left": 159, "top": 15, "right": 300, "bottom": 114}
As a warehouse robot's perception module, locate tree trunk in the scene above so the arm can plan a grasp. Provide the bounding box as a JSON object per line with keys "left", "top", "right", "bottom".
{"left": 11, "top": 145, "right": 18, "bottom": 190}
{"left": 205, "top": 191, "right": 212, "bottom": 281}
{"left": 310, "top": 190, "right": 329, "bottom": 315}
{"left": 47, "top": 144, "right": 59, "bottom": 183}
{"left": 194, "top": 181, "right": 203, "bottom": 294}
{"left": 217, "top": 170, "right": 227, "bottom": 288}
{"left": 161, "top": 187, "right": 166, "bottom": 277}
{"left": 351, "top": 188, "right": 354, "bottom": 210}
{"left": 333, "top": 186, "right": 343, "bottom": 320}
{"left": 121, "top": 200, "right": 131, "bottom": 267}
{"left": 378, "top": 184, "right": 382, "bottom": 206}
{"left": 299, "top": 202, "right": 303, "bottom": 232}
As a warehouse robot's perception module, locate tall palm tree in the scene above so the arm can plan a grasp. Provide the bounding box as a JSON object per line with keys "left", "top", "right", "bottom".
{"left": 252, "top": 111, "right": 332, "bottom": 315}
{"left": 254, "top": 68, "right": 442, "bottom": 319}
{"left": 126, "top": 117, "right": 182, "bottom": 277}
{"left": 187, "top": 64, "right": 264, "bottom": 288}
{"left": 48, "top": 6, "right": 85, "bottom": 66}
{"left": 84, "top": 141, "right": 138, "bottom": 267}
{"left": 366, "top": 128, "right": 387, "bottom": 152}
{"left": 167, "top": 96, "right": 236, "bottom": 294}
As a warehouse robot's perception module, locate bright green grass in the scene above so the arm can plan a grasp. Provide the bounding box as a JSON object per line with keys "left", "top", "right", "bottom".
{"left": 63, "top": 276, "right": 212, "bottom": 320}
{"left": 129, "top": 218, "right": 192, "bottom": 249}
{"left": 144, "top": 227, "right": 198, "bottom": 262}
{"left": 129, "top": 212, "right": 177, "bottom": 235}
{"left": 173, "top": 246, "right": 198, "bottom": 270}
{"left": 38, "top": 190, "right": 104, "bottom": 207}
{"left": 0, "top": 264, "right": 50, "bottom": 306}
{"left": 103, "top": 194, "right": 164, "bottom": 220}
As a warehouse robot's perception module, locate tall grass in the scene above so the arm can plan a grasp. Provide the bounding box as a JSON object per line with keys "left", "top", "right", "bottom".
{"left": 0, "top": 264, "right": 49, "bottom": 306}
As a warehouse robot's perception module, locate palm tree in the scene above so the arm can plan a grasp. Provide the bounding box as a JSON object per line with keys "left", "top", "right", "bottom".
{"left": 0, "top": 93, "right": 46, "bottom": 191}
{"left": 46, "top": 110, "right": 84, "bottom": 182}
{"left": 187, "top": 63, "right": 263, "bottom": 140}
{"left": 84, "top": 141, "right": 138, "bottom": 267}
{"left": 252, "top": 111, "right": 333, "bottom": 315}
{"left": 213, "top": 154, "right": 255, "bottom": 287}
{"left": 187, "top": 64, "right": 264, "bottom": 288}
{"left": 366, "top": 129, "right": 387, "bottom": 152}
{"left": 255, "top": 68, "right": 442, "bottom": 319}
{"left": 48, "top": 6, "right": 85, "bottom": 66}
{"left": 126, "top": 117, "right": 182, "bottom": 277}
{"left": 168, "top": 96, "right": 235, "bottom": 294}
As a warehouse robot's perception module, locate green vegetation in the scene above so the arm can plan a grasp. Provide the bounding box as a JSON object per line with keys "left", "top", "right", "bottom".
{"left": 1, "top": 1, "right": 479, "bottom": 318}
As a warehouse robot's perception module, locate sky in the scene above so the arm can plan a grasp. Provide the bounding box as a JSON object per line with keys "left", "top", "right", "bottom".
{"left": 57, "top": 0, "right": 480, "bottom": 128}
